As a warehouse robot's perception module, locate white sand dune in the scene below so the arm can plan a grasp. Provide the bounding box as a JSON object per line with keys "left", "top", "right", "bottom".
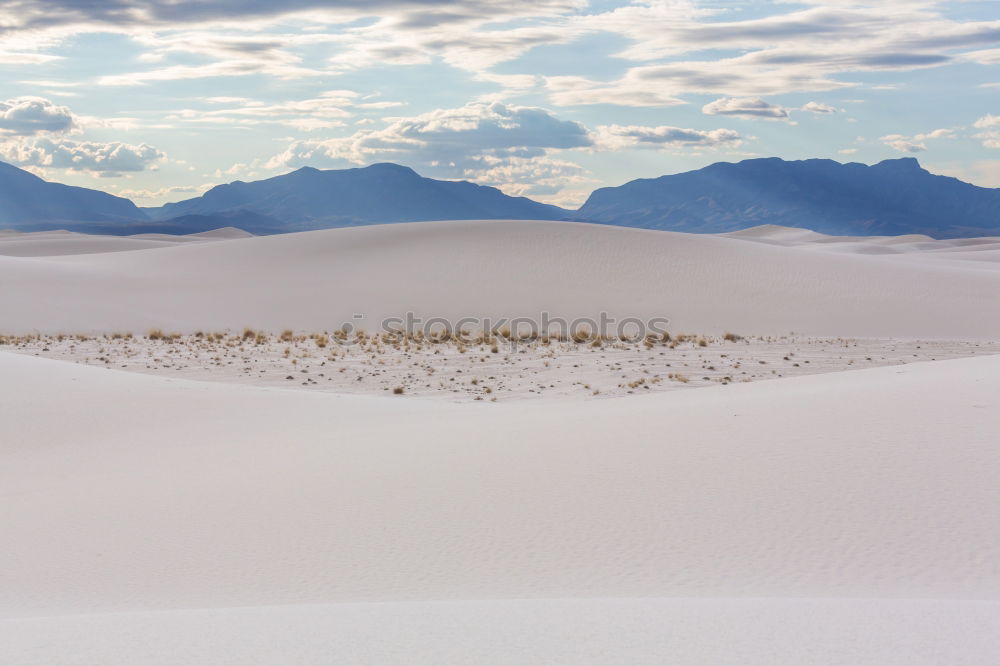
{"left": 2, "top": 350, "right": 999, "bottom": 663}
{"left": 1, "top": 219, "right": 999, "bottom": 337}
{"left": 727, "top": 223, "right": 1000, "bottom": 266}
{"left": 0, "top": 228, "right": 245, "bottom": 257}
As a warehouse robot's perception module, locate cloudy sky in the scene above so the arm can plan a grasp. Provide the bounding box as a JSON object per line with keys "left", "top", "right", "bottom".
{"left": 0, "top": 0, "right": 998, "bottom": 208}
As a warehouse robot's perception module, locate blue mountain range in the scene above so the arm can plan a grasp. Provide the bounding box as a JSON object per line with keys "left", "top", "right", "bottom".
{"left": 2, "top": 157, "right": 998, "bottom": 238}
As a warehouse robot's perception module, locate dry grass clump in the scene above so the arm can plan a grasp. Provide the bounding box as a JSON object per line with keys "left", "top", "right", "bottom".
{"left": 723, "top": 332, "right": 742, "bottom": 342}
{"left": 147, "top": 328, "right": 164, "bottom": 340}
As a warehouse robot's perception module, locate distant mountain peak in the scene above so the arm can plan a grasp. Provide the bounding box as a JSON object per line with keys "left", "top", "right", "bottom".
{"left": 364, "top": 162, "right": 419, "bottom": 175}
{"left": 139, "top": 161, "right": 569, "bottom": 232}
{"left": 0, "top": 160, "right": 146, "bottom": 230}
{"left": 575, "top": 156, "right": 1000, "bottom": 239}
{"left": 875, "top": 157, "right": 922, "bottom": 170}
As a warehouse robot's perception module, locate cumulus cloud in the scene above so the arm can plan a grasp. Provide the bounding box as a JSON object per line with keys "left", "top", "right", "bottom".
{"left": 593, "top": 125, "right": 743, "bottom": 150}
{"left": 975, "top": 132, "right": 1000, "bottom": 150}
{"left": 879, "top": 128, "right": 953, "bottom": 153}
{"left": 801, "top": 101, "right": 838, "bottom": 114}
{"left": 972, "top": 115, "right": 1000, "bottom": 149}
{"left": 880, "top": 135, "right": 925, "bottom": 152}
{"left": 0, "top": 97, "right": 78, "bottom": 135}
{"left": 702, "top": 97, "right": 789, "bottom": 120}
{"left": 0, "top": 137, "right": 165, "bottom": 175}
{"left": 974, "top": 114, "right": 1000, "bottom": 129}
{"left": 268, "top": 101, "right": 592, "bottom": 170}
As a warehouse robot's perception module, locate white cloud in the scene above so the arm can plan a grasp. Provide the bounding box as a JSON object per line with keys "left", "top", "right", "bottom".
{"left": 801, "top": 101, "right": 838, "bottom": 114}
{"left": 0, "top": 97, "right": 78, "bottom": 136}
{"left": 914, "top": 128, "right": 954, "bottom": 141}
{"left": 879, "top": 134, "right": 925, "bottom": 153}
{"left": 975, "top": 131, "right": 1000, "bottom": 150}
{"left": 114, "top": 183, "right": 211, "bottom": 201}
{"left": 268, "top": 101, "right": 592, "bottom": 170}
{"left": 879, "top": 128, "right": 952, "bottom": 154}
{"left": 163, "top": 91, "right": 406, "bottom": 131}
{"left": 974, "top": 114, "right": 1000, "bottom": 129}
{"left": 545, "top": 75, "right": 685, "bottom": 107}
{"left": 0, "top": 137, "right": 165, "bottom": 176}
{"left": 702, "top": 97, "right": 789, "bottom": 120}
{"left": 593, "top": 124, "right": 743, "bottom": 150}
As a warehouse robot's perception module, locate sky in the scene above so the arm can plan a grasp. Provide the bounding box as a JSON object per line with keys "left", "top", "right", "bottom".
{"left": 0, "top": 0, "right": 998, "bottom": 209}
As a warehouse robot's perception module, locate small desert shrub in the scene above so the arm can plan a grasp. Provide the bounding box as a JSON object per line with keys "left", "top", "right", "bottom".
{"left": 393, "top": 386, "right": 404, "bottom": 395}
{"left": 280, "top": 329, "right": 295, "bottom": 342}
{"left": 242, "top": 327, "right": 257, "bottom": 340}
{"left": 723, "top": 332, "right": 742, "bottom": 342}
{"left": 148, "top": 329, "right": 164, "bottom": 340}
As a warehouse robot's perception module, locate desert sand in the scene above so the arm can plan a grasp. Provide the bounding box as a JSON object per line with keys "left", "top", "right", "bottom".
{"left": 2, "top": 220, "right": 999, "bottom": 664}
{"left": 2, "top": 351, "right": 999, "bottom": 664}
{"left": 1, "top": 220, "right": 999, "bottom": 337}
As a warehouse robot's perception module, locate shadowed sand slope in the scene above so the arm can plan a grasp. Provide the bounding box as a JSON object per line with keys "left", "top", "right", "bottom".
{"left": 1, "top": 351, "right": 999, "bottom": 663}
{"left": 1, "top": 219, "right": 999, "bottom": 337}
